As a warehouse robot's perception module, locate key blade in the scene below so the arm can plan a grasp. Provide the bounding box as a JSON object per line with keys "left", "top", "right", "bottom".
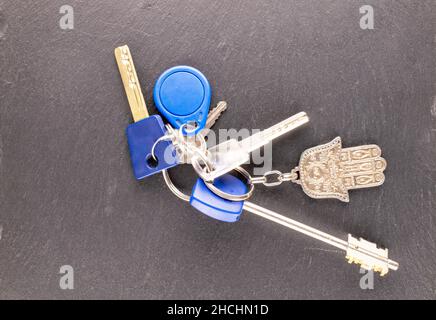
{"left": 199, "top": 112, "right": 309, "bottom": 181}
{"left": 240, "top": 111, "right": 309, "bottom": 153}
{"left": 346, "top": 235, "right": 399, "bottom": 276}
{"left": 205, "top": 101, "right": 227, "bottom": 129}
{"left": 115, "top": 45, "right": 149, "bottom": 122}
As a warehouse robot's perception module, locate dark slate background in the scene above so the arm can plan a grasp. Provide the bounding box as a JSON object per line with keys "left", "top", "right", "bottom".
{"left": 0, "top": 0, "right": 435, "bottom": 299}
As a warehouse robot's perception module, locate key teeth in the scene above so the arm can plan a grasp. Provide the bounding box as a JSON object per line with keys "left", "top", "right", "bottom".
{"left": 346, "top": 235, "right": 392, "bottom": 276}
{"left": 345, "top": 256, "right": 388, "bottom": 276}
{"left": 205, "top": 101, "right": 228, "bottom": 129}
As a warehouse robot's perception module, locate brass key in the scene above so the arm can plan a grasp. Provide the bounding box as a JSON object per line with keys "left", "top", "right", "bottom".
{"left": 115, "top": 45, "right": 149, "bottom": 122}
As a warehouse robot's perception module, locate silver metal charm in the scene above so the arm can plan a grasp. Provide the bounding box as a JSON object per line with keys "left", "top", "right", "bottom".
{"left": 298, "top": 137, "right": 386, "bottom": 202}
{"left": 250, "top": 137, "right": 387, "bottom": 202}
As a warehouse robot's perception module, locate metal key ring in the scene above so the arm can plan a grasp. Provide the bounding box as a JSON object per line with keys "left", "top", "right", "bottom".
{"left": 162, "top": 169, "right": 190, "bottom": 202}
{"left": 203, "top": 167, "right": 254, "bottom": 201}
{"left": 190, "top": 148, "right": 216, "bottom": 174}
{"left": 152, "top": 123, "right": 208, "bottom": 163}
{"left": 150, "top": 135, "right": 174, "bottom": 161}
{"left": 152, "top": 125, "right": 184, "bottom": 161}
{"left": 161, "top": 139, "right": 214, "bottom": 202}
{"left": 175, "top": 128, "right": 208, "bottom": 164}
{"left": 161, "top": 151, "right": 214, "bottom": 202}
{"left": 180, "top": 121, "right": 199, "bottom": 135}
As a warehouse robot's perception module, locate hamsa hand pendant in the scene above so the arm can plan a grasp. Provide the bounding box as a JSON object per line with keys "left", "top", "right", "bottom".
{"left": 296, "top": 137, "right": 387, "bottom": 202}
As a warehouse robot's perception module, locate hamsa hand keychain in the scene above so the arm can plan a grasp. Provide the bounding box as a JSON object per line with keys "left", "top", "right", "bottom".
{"left": 255, "top": 136, "right": 387, "bottom": 202}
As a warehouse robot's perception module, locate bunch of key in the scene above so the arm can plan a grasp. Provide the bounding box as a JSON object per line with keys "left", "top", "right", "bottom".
{"left": 115, "top": 45, "right": 399, "bottom": 276}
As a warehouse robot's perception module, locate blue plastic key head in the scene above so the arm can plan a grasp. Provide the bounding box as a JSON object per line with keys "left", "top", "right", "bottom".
{"left": 190, "top": 174, "right": 247, "bottom": 222}
{"left": 153, "top": 66, "right": 211, "bottom": 135}
{"left": 126, "top": 115, "right": 178, "bottom": 179}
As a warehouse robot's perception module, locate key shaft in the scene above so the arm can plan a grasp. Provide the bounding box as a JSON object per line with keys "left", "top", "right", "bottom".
{"left": 115, "top": 45, "right": 149, "bottom": 122}
{"left": 195, "top": 112, "right": 309, "bottom": 181}
{"left": 243, "top": 201, "right": 399, "bottom": 275}
{"left": 240, "top": 112, "right": 309, "bottom": 153}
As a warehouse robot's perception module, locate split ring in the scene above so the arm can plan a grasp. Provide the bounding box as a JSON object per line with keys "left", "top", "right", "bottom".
{"left": 162, "top": 169, "right": 190, "bottom": 202}
{"left": 150, "top": 135, "right": 174, "bottom": 161}
{"left": 203, "top": 167, "right": 254, "bottom": 201}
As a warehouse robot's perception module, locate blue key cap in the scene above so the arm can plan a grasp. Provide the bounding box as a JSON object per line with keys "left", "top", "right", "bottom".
{"left": 190, "top": 174, "right": 247, "bottom": 222}
{"left": 126, "top": 115, "right": 178, "bottom": 179}
{"left": 154, "top": 66, "right": 211, "bottom": 135}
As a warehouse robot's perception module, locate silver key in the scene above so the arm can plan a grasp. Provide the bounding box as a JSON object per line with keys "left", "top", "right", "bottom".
{"left": 243, "top": 202, "right": 399, "bottom": 276}
{"left": 205, "top": 101, "right": 227, "bottom": 129}
{"left": 161, "top": 168, "right": 399, "bottom": 276}
{"left": 193, "top": 112, "right": 310, "bottom": 181}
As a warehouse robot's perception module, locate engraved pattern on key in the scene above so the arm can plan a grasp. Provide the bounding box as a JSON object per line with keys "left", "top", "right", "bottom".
{"left": 239, "top": 111, "right": 309, "bottom": 152}
{"left": 114, "top": 45, "right": 149, "bottom": 121}
{"left": 298, "top": 137, "right": 386, "bottom": 202}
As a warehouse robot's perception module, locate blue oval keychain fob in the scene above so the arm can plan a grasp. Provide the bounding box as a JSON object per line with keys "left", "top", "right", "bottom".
{"left": 153, "top": 66, "right": 211, "bottom": 135}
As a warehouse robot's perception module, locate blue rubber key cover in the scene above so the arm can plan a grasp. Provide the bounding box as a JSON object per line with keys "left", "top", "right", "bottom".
{"left": 190, "top": 174, "right": 247, "bottom": 223}
{"left": 126, "top": 115, "right": 178, "bottom": 179}
{"left": 154, "top": 66, "right": 211, "bottom": 135}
